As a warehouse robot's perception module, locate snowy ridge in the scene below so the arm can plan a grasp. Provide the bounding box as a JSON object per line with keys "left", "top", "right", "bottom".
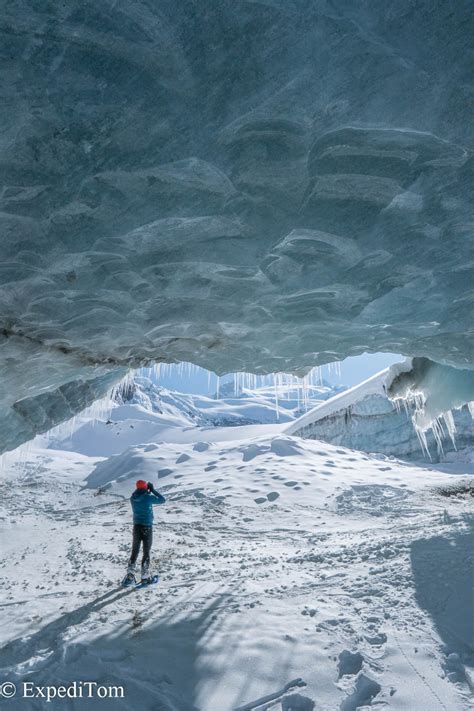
{"left": 125, "top": 376, "right": 342, "bottom": 428}
{"left": 284, "top": 369, "right": 388, "bottom": 436}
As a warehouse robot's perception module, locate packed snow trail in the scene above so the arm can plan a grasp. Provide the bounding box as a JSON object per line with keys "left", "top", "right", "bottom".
{"left": 0, "top": 421, "right": 472, "bottom": 709}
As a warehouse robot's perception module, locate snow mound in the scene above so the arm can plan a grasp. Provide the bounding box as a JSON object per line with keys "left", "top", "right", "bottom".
{"left": 85, "top": 446, "right": 162, "bottom": 489}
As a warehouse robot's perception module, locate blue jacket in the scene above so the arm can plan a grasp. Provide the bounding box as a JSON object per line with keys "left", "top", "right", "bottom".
{"left": 130, "top": 488, "right": 166, "bottom": 525}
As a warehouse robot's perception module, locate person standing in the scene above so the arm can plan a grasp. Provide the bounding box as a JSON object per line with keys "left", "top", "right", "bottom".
{"left": 122, "top": 479, "right": 166, "bottom": 586}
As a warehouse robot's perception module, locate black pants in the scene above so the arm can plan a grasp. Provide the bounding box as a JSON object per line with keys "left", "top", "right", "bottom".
{"left": 128, "top": 524, "right": 153, "bottom": 570}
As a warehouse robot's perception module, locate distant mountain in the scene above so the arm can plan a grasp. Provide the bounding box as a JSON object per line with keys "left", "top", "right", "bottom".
{"left": 40, "top": 375, "right": 344, "bottom": 457}
{"left": 127, "top": 376, "right": 346, "bottom": 427}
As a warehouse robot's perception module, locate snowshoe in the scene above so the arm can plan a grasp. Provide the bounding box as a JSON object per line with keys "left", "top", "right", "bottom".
{"left": 121, "top": 572, "right": 136, "bottom": 587}
{"left": 136, "top": 574, "right": 159, "bottom": 589}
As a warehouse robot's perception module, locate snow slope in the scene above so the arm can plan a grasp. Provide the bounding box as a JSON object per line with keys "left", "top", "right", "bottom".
{"left": 0, "top": 411, "right": 473, "bottom": 709}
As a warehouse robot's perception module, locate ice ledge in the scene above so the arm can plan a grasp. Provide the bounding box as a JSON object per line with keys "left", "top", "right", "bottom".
{"left": 286, "top": 358, "right": 474, "bottom": 459}
{"left": 284, "top": 368, "right": 389, "bottom": 436}
{"left": 386, "top": 358, "right": 474, "bottom": 455}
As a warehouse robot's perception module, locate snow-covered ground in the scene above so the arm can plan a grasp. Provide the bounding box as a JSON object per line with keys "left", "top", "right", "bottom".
{"left": 0, "top": 380, "right": 473, "bottom": 710}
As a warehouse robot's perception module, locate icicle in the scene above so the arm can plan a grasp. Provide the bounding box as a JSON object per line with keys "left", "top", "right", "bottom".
{"left": 442, "top": 410, "right": 457, "bottom": 448}
{"left": 391, "top": 385, "right": 461, "bottom": 460}
{"left": 430, "top": 417, "right": 445, "bottom": 456}
{"left": 414, "top": 421, "right": 432, "bottom": 461}
{"left": 274, "top": 376, "right": 280, "bottom": 421}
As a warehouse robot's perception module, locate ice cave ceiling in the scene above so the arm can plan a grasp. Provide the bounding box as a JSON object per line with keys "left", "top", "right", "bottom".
{"left": 0, "top": 0, "right": 473, "bottom": 453}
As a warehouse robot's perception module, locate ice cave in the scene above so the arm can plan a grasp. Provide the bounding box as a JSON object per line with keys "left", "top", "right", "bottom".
{"left": 0, "top": 2, "right": 473, "bottom": 710}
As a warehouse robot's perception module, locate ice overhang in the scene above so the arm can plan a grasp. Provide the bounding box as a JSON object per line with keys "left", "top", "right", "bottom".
{"left": 0, "top": 1, "right": 472, "bottom": 453}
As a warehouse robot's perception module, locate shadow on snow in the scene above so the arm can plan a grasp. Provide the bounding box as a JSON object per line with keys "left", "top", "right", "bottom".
{"left": 0, "top": 585, "right": 231, "bottom": 710}
{"left": 410, "top": 513, "right": 474, "bottom": 662}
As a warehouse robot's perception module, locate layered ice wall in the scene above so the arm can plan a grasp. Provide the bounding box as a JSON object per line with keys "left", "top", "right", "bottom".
{"left": 0, "top": 369, "right": 127, "bottom": 454}
{"left": 287, "top": 392, "right": 474, "bottom": 461}
{"left": 0, "top": 1, "right": 473, "bottom": 452}
{"left": 286, "top": 368, "right": 474, "bottom": 460}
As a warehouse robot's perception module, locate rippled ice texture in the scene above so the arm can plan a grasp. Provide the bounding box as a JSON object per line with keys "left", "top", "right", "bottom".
{"left": 0, "top": 1, "right": 473, "bottom": 452}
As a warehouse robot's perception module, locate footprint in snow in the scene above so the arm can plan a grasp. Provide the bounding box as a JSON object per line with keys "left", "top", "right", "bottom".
{"left": 193, "top": 442, "right": 209, "bottom": 452}
{"left": 176, "top": 453, "right": 190, "bottom": 464}
{"left": 242, "top": 443, "right": 269, "bottom": 462}
{"left": 340, "top": 673, "right": 381, "bottom": 711}
{"left": 337, "top": 650, "right": 364, "bottom": 678}
{"left": 270, "top": 438, "right": 302, "bottom": 457}
{"left": 281, "top": 693, "right": 315, "bottom": 710}
{"left": 364, "top": 632, "right": 387, "bottom": 646}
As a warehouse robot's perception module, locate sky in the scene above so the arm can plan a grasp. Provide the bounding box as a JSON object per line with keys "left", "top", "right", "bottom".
{"left": 143, "top": 352, "right": 404, "bottom": 396}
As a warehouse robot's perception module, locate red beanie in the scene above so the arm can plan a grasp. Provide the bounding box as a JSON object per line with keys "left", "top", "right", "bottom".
{"left": 136, "top": 479, "right": 147, "bottom": 490}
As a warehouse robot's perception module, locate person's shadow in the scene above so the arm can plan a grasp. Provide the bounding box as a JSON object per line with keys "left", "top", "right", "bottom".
{"left": 0, "top": 586, "right": 135, "bottom": 671}
{"left": 0, "top": 585, "right": 231, "bottom": 710}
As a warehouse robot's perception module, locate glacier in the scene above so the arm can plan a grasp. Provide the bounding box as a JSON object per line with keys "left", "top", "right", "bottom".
{"left": 286, "top": 367, "right": 474, "bottom": 461}
{"left": 0, "top": 1, "right": 473, "bottom": 452}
